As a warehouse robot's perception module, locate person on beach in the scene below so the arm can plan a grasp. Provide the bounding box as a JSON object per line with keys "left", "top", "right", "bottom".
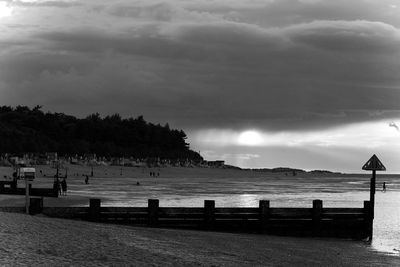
{"left": 383, "top": 182, "right": 386, "bottom": 192}
{"left": 53, "top": 178, "right": 61, "bottom": 196}
{"left": 85, "top": 175, "right": 89, "bottom": 184}
{"left": 61, "top": 178, "right": 67, "bottom": 196}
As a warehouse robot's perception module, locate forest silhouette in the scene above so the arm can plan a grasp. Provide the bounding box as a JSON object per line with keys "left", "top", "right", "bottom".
{"left": 0, "top": 106, "right": 202, "bottom": 161}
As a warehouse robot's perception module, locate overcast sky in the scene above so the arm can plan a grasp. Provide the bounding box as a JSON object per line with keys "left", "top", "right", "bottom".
{"left": 1, "top": 0, "right": 400, "bottom": 172}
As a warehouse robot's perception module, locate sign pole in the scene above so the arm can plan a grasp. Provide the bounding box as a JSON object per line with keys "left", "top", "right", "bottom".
{"left": 362, "top": 154, "right": 385, "bottom": 241}
{"left": 25, "top": 177, "right": 29, "bottom": 214}
{"left": 368, "top": 169, "right": 376, "bottom": 240}
{"left": 369, "top": 170, "right": 376, "bottom": 216}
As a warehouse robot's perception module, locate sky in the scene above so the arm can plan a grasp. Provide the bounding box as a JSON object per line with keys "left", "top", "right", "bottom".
{"left": 0, "top": 0, "right": 400, "bottom": 173}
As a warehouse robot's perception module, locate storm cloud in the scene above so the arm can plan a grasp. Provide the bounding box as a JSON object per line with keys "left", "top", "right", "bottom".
{"left": 1, "top": 0, "right": 400, "bottom": 170}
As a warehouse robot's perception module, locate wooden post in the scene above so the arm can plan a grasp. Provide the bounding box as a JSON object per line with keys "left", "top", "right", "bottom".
{"left": 89, "top": 198, "right": 101, "bottom": 222}
{"left": 25, "top": 178, "right": 29, "bottom": 214}
{"left": 29, "top": 197, "right": 43, "bottom": 215}
{"left": 204, "top": 200, "right": 215, "bottom": 230}
{"left": 148, "top": 199, "right": 159, "bottom": 227}
{"left": 259, "top": 200, "right": 270, "bottom": 232}
{"left": 369, "top": 170, "right": 376, "bottom": 219}
{"left": 364, "top": 200, "right": 373, "bottom": 241}
{"left": 312, "top": 199, "right": 323, "bottom": 236}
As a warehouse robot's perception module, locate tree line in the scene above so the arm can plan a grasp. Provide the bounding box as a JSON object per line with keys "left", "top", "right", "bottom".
{"left": 0, "top": 106, "right": 202, "bottom": 161}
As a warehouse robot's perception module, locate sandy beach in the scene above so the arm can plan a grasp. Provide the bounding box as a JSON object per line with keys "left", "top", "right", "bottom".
{"left": 0, "top": 165, "right": 399, "bottom": 265}
{"left": 0, "top": 211, "right": 398, "bottom": 266}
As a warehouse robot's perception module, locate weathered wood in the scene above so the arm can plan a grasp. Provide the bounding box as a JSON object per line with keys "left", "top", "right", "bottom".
{"left": 42, "top": 207, "right": 88, "bottom": 219}
{"left": 148, "top": 199, "right": 159, "bottom": 227}
{"left": 323, "top": 208, "right": 364, "bottom": 213}
{"left": 101, "top": 218, "right": 148, "bottom": 225}
{"left": 0, "top": 187, "right": 57, "bottom": 197}
{"left": 322, "top": 213, "right": 364, "bottom": 219}
{"left": 159, "top": 207, "right": 204, "bottom": 214}
{"left": 214, "top": 213, "right": 259, "bottom": 219}
{"left": 364, "top": 200, "right": 373, "bottom": 240}
{"left": 312, "top": 199, "right": 323, "bottom": 236}
{"left": 29, "top": 197, "right": 43, "bottom": 215}
{"left": 0, "top": 207, "right": 25, "bottom": 213}
{"left": 1, "top": 197, "right": 370, "bottom": 239}
{"left": 101, "top": 207, "right": 148, "bottom": 213}
{"left": 158, "top": 213, "right": 204, "bottom": 219}
{"left": 101, "top": 212, "right": 148, "bottom": 219}
{"left": 157, "top": 219, "right": 203, "bottom": 225}
{"left": 215, "top": 208, "right": 258, "bottom": 213}
{"left": 259, "top": 200, "right": 270, "bottom": 231}
{"left": 89, "top": 198, "right": 101, "bottom": 222}
{"left": 204, "top": 200, "right": 215, "bottom": 230}
{"left": 270, "top": 208, "right": 312, "bottom": 218}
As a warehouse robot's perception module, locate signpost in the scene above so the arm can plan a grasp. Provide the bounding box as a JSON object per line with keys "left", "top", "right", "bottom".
{"left": 362, "top": 154, "right": 386, "bottom": 240}
{"left": 19, "top": 167, "right": 36, "bottom": 214}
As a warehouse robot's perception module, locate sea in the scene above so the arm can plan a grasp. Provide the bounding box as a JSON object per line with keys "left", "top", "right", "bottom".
{"left": 68, "top": 173, "right": 400, "bottom": 256}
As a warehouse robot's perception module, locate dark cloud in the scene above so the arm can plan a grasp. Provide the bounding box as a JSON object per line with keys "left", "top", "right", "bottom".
{"left": 1, "top": 0, "right": 400, "bottom": 134}
{"left": 286, "top": 20, "right": 400, "bottom": 53}
{"left": 11, "top": 0, "right": 81, "bottom": 8}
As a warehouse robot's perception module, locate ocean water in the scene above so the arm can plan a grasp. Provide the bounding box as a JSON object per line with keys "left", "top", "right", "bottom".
{"left": 66, "top": 174, "right": 400, "bottom": 255}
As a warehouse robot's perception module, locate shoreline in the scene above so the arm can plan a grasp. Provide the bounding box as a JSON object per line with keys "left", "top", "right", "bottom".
{"left": 0, "top": 164, "right": 399, "bottom": 263}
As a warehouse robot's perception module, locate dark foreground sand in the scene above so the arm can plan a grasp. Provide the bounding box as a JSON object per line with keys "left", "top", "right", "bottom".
{"left": 0, "top": 212, "right": 398, "bottom": 266}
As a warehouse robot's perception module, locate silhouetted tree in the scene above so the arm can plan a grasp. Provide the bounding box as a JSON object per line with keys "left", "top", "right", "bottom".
{"left": 0, "top": 106, "right": 202, "bottom": 161}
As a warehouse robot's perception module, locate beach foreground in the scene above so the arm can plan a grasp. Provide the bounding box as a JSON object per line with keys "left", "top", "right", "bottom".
{"left": 0, "top": 212, "right": 398, "bottom": 266}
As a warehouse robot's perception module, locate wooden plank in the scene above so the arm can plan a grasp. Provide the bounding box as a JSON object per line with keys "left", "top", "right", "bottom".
{"left": 101, "top": 207, "right": 148, "bottom": 213}
{"left": 215, "top": 208, "right": 258, "bottom": 213}
{"left": 323, "top": 208, "right": 364, "bottom": 213}
{"left": 158, "top": 213, "right": 204, "bottom": 219}
{"left": 42, "top": 207, "right": 89, "bottom": 219}
{"left": 148, "top": 199, "right": 159, "bottom": 227}
{"left": 159, "top": 207, "right": 204, "bottom": 214}
{"left": 0, "top": 207, "right": 25, "bottom": 213}
{"left": 101, "top": 218, "right": 148, "bottom": 224}
{"left": 322, "top": 213, "right": 365, "bottom": 219}
{"left": 214, "top": 213, "right": 259, "bottom": 219}
{"left": 270, "top": 208, "right": 312, "bottom": 218}
{"left": 204, "top": 200, "right": 215, "bottom": 230}
{"left": 158, "top": 219, "right": 203, "bottom": 224}
{"left": 101, "top": 212, "right": 148, "bottom": 219}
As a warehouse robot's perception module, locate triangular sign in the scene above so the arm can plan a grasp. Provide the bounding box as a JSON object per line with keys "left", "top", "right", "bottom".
{"left": 362, "top": 154, "right": 386, "bottom": 171}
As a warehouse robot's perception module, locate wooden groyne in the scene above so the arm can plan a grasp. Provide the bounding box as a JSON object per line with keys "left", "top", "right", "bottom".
{"left": 0, "top": 198, "right": 373, "bottom": 240}
{"left": 0, "top": 181, "right": 57, "bottom": 198}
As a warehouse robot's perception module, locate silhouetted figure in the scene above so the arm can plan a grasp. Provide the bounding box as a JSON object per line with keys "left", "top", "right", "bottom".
{"left": 136, "top": 181, "right": 140, "bottom": 186}
{"left": 85, "top": 175, "right": 89, "bottom": 184}
{"left": 383, "top": 182, "right": 386, "bottom": 192}
{"left": 53, "top": 179, "right": 61, "bottom": 196}
{"left": 61, "top": 178, "right": 67, "bottom": 196}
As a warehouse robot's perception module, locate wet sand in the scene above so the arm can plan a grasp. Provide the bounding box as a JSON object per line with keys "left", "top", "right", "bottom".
{"left": 0, "top": 211, "right": 398, "bottom": 266}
